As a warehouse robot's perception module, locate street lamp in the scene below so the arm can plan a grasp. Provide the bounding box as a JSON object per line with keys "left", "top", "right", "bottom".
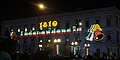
{"left": 79, "top": 22, "right": 82, "bottom": 26}
{"left": 54, "top": 39, "right": 61, "bottom": 43}
{"left": 71, "top": 42, "right": 78, "bottom": 46}
{"left": 38, "top": 3, "right": 46, "bottom": 10}
{"left": 54, "top": 39, "right": 61, "bottom": 55}
{"left": 71, "top": 41, "right": 78, "bottom": 55}
{"left": 84, "top": 43, "right": 90, "bottom": 56}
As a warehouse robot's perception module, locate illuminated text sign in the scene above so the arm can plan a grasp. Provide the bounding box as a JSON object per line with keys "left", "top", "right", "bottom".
{"left": 39, "top": 20, "right": 58, "bottom": 29}
{"left": 20, "top": 27, "right": 82, "bottom": 37}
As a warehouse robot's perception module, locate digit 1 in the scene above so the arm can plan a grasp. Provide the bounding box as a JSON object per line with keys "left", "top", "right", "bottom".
{"left": 48, "top": 21, "right": 51, "bottom": 27}
{"left": 39, "top": 22, "right": 42, "bottom": 29}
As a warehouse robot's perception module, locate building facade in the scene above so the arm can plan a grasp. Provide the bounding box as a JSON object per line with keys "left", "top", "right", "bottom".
{"left": 0, "top": 7, "right": 120, "bottom": 56}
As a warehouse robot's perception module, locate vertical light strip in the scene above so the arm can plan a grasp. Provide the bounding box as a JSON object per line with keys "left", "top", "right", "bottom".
{"left": 86, "top": 48, "right": 88, "bottom": 56}
{"left": 71, "top": 46, "right": 73, "bottom": 52}
{"left": 58, "top": 45, "right": 60, "bottom": 55}
{"left": 56, "top": 44, "right": 59, "bottom": 55}
{"left": 74, "top": 46, "right": 76, "bottom": 55}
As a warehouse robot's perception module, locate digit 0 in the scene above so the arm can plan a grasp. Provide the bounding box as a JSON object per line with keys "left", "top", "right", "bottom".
{"left": 52, "top": 21, "right": 58, "bottom": 27}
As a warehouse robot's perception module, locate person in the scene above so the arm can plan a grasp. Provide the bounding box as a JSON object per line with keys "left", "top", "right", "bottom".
{"left": 0, "top": 38, "right": 17, "bottom": 60}
{"left": 112, "top": 52, "right": 117, "bottom": 60}
{"left": 101, "top": 52, "right": 107, "bottom": 60}
{"left": 93, "top": 49, "right": 102, "bottom": 60}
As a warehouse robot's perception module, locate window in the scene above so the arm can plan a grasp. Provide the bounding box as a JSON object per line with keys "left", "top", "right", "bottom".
{"left": 95, "top": 16, "right": 101, "bottom": 25}
{"left": 76, "top": 19, "right": 81, "bottom": 22}
{"left": 17, "top": 26, "right": 21, "bottom": 32}
{"left": 85, "top": 21, "right": 89, "bottom": 28}
{"left": 106, "top": 19, "right": 112, "bottom": 27}
{"left": 23, "top": 39, "right": 27, "bottom": 48}
{"left": 105, "top": 15, "right": 112, "bottom": 27}
{"left": 31, "top": 37, "right": 35, "bottom": 46}
{"left": 75, "top": 19, "right": 81, "bottom": 27}
{"left": 119, "top": 18, "right": 120, "bottom": 29}
{"left": 107, "top": 33, "right": 112, "bottom": 41}
{"left": 116, "top": 31, "right": 119, "bottom": 44}
{"left": 31, "top": 24, "right": 36, "bottom": 31}
{"left": 96, "top": 19, "right": 100, "bottom": 24}
{"left": 24, "top": 25, "right": 28, "bottom": 32}
{"left": 18, "top": 28, "right": 20, "bottom": 32}
{"left": 10, "top": 26, "right": 14, "bottom": 31}
{"left": 115, "top": 16, "right": 118, "bottom": 27}
{"left": 4, "top": 28, "right": 10, "bottom": 38}
{"left": 66, "top": 23, "right": 69, "bottom": 28}
{"left": 65, "top": 35, "right": 70, "bottom": 45}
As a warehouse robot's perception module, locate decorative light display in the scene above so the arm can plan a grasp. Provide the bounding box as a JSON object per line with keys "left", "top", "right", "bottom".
{"left": 71, "top": 41, "right": 79, "bottom": 55}
{"left": 48, "top": 39, "right": 51, "bottom": 42}
{"left": 86, "top": 25, "right": 95, "bottom": 41}
{"left": 32, "top": 27, "right": 35, "bottom": 31}
{"left": 54, "top": 39, "right": 61, "bottom": 55}
{"left": 86, "top": 24, "right": 105, "bottom": 41}
{"left": 20, "top": 27, "right": 82, "bottom": 37}
{"left": 10, "top": 20, "right": 83, "bottom": 37}
{"left": 25, "top": 28, "right": 27, "bottom": 32}
{"left": 39, "top": 20, "right": 58, "bottom": 29}
{"left": 10, "top": 32, "right": 17, "bottom": 40}
{"left": 56, "top": 45, "right": 60, "bottom": 55}
{"left": 84, "top": 43, "right": 90, "bottom": 56}
{"left": 18, "top": 28, "right": 20, "bottom": 32}
{"left": 52, "top": 21, "right": 58, "bottom": 27}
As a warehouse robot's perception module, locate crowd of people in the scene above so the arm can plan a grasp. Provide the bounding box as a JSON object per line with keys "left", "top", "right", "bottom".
{"left": 0, "top": 37, "right": 120, "bottom": 60}
{"left": 0, "top": 37, "right": 17, "bottom": 60}
{"left": 80, "top": 49, "right": 119, "bottom": 60}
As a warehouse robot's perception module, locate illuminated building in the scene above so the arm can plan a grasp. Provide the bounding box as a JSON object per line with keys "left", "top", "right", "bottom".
{"left": 0, "top": 7, "right": 120, "bottom": 56}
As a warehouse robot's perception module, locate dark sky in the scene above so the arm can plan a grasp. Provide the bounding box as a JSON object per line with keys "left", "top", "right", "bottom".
{"left": 0, "top": 0, "right": 120, "bottom": 20}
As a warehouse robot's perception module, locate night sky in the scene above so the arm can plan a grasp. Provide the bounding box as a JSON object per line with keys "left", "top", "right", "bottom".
{"left": 0, "top": 0, "right": 120, "bottom": 20}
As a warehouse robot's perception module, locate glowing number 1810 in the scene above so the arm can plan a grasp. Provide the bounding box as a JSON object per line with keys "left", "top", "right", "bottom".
{"left": 39, "top": 20, "right": 58, "bottom": 29}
